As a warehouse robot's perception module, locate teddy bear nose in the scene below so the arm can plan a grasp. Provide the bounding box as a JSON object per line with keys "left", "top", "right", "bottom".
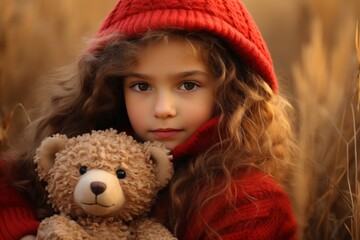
{"left": 90, "top": 181, "right": 107, "bottom": 195}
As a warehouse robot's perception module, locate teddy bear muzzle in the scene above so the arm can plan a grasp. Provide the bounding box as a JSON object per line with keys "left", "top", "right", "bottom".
{"left": 74, "top": 169, "right": 125, "bottom": 216}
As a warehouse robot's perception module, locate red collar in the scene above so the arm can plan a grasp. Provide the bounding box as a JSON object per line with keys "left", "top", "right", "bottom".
{"left": 171, "top": 116, "right": 219, "bottom": 160}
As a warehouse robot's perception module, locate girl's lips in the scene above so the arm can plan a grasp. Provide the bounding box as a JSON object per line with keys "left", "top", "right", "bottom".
{"left": 150, "top": 129, "right": 182, "bottom": 139}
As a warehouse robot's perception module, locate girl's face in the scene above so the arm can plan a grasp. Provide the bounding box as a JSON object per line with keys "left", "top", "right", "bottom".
{"left": 124, "top": 40, "right": 216, "bottom": 150}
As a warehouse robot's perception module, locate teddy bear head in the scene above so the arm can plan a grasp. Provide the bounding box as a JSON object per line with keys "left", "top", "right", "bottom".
{"left": 34, "top": 129, "right": 173, "bottom": 221}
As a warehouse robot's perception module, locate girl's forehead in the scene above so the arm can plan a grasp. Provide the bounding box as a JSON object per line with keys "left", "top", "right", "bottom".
{"left": 143, "top": 40, "right": 197, "bottom": 56}
{"left": 129, "top": 40, "right": 209, "bottom": 74}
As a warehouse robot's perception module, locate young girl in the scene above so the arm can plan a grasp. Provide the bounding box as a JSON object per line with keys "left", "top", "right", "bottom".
{"left": 0, "top": 0, "right": 298, "bottom": 239}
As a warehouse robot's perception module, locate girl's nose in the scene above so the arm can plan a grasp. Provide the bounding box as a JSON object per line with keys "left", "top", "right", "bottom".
{"left": 154, "top": 92, "right": 177, "bottom": 119}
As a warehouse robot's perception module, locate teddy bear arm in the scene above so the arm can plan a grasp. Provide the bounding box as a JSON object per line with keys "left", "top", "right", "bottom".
{"left": 130, "top": 218, "right": 177, "bottom": 240}
{"left": 36, "top": 214, "right": 93, "bottom": 240}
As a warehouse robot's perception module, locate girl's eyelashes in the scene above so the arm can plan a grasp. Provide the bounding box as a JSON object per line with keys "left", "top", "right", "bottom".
{"left": 128, "top": 80, "right": 200, "bottom": 92}
{"left": 179, "top": 81, "right": 200, "bottom": 91}
{"left": 131, "top": 82, "right": 151, "bottom": 92}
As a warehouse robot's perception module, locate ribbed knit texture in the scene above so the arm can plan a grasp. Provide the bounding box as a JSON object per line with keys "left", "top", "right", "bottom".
{"left": 0, "top": 160, "right": 39, "bottom": 240}
{"left": 96, "top": 0, "right": 278, "bottom": 92}
{"left": 182, "top": 171, "right": 298, "bottom": 239}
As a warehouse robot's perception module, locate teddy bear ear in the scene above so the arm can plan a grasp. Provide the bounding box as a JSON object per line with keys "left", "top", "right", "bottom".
{"left": 144, "top": 142, "right": 174, "bottom": 189}
{"left": 34, "top": 134, "right": 68, "bottom": 180}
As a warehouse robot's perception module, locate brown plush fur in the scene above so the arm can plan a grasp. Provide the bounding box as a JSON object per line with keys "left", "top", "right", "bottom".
{"left": 34, "top": 129, "right": 176, "bottom": 240}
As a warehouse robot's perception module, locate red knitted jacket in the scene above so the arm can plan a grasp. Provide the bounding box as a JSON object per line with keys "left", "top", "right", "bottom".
{"left": 0, "top": 118, "right": 298, "bottom": 239}
{"left": 0, "top": 160, "right": 39, "bottom": 240}
{"left": 182, "top": 171, "right": 298, "bottom": 240}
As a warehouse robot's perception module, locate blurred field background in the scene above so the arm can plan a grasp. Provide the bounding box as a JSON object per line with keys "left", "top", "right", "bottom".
{"left": 0, "top": 0, "right": 359, "bottom": 239}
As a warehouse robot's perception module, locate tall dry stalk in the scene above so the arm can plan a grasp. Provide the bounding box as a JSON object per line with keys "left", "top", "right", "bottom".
{"left": 356, "top": 22, "right": 360, "bottom": 111}
{"left": 292, "top": 13, "right": 359, "bottom": 240}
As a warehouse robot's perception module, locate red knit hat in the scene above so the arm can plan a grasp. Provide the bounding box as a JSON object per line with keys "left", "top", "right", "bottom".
{"left": 97, "top": 0, "right": 278, "bottom": 92}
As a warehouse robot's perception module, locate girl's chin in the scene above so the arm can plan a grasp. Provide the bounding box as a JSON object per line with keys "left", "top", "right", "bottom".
{"left": 156, "top": 141, "right": 179, "bottom": 151}
{"left": 161, "top": 143, "right": 176, "bottom": 150}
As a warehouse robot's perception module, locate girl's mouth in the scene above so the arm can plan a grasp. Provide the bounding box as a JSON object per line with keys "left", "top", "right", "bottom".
{"left": 150, "top": 129, "right": 182, "bottom": 139}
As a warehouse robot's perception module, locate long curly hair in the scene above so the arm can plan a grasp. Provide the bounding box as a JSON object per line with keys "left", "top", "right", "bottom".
{"left": 7, "top": 30, "right": 296, "bottom": 237}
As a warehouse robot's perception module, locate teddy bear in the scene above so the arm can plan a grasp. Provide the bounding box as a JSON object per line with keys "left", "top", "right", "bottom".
{"left": 34, "top": 129, "right": 177, "bottom": 240}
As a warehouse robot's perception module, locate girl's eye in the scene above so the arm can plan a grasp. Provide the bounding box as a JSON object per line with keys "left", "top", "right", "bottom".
{"left": 79, "top": 166, "right": 88, "bottom": 175}
{"left": 132, "top": 83, "right": 150, "bottom": 92}
{"left": 116, "top": 169, "right": 126, "bottom": 179}
{"left": 179, "top": 82, "right": 199, "bottom": 91}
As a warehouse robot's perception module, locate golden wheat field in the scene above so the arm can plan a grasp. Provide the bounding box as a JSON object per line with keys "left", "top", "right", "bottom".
{"left": 1, "top": 0, "right": 359, "bottom": 239}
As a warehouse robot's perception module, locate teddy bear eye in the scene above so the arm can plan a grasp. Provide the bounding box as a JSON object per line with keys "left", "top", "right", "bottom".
{"left": 116, "top": 169, "right": 126, "bottom": 179}
{"left": 79, "top": 166, "right": 88, "bottom": 175}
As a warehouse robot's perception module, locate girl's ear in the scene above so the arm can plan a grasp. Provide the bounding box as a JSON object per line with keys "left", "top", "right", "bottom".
{"left": 144, "top": 142, "right": 174, "bottom": 189}
{"left": 34, "top": 134, "right": 68, "bottom": 181}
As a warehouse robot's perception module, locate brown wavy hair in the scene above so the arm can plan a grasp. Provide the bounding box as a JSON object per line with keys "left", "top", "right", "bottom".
{"left": 6, "top": 30, "right": 296, "bottom": 237}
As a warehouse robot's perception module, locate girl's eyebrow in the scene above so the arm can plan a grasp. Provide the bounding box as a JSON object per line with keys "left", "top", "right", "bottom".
{"left": 125, "top": 71, "right": 209, "bottom": 80}
{"left": 125, "top": 73, "right": 149, "bottom": 80}
{"left": 174, "top": 70, "right": 209, "bottom": 79}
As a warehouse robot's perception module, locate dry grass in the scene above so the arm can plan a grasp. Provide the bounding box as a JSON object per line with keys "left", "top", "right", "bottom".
{"left": 0, "top": 0, "right": 116, "bottom": 150}
{"left": 0, "top": 103, "right": 31, "bottom": 151}
{"left": 242, "top": 0, "right": 305, "bottom": 85}
{"left": 292, "top": 7, "right": 360, "bottom": 240}
{"left": 356, "top": 22, "right": 360, "bottom": 111}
